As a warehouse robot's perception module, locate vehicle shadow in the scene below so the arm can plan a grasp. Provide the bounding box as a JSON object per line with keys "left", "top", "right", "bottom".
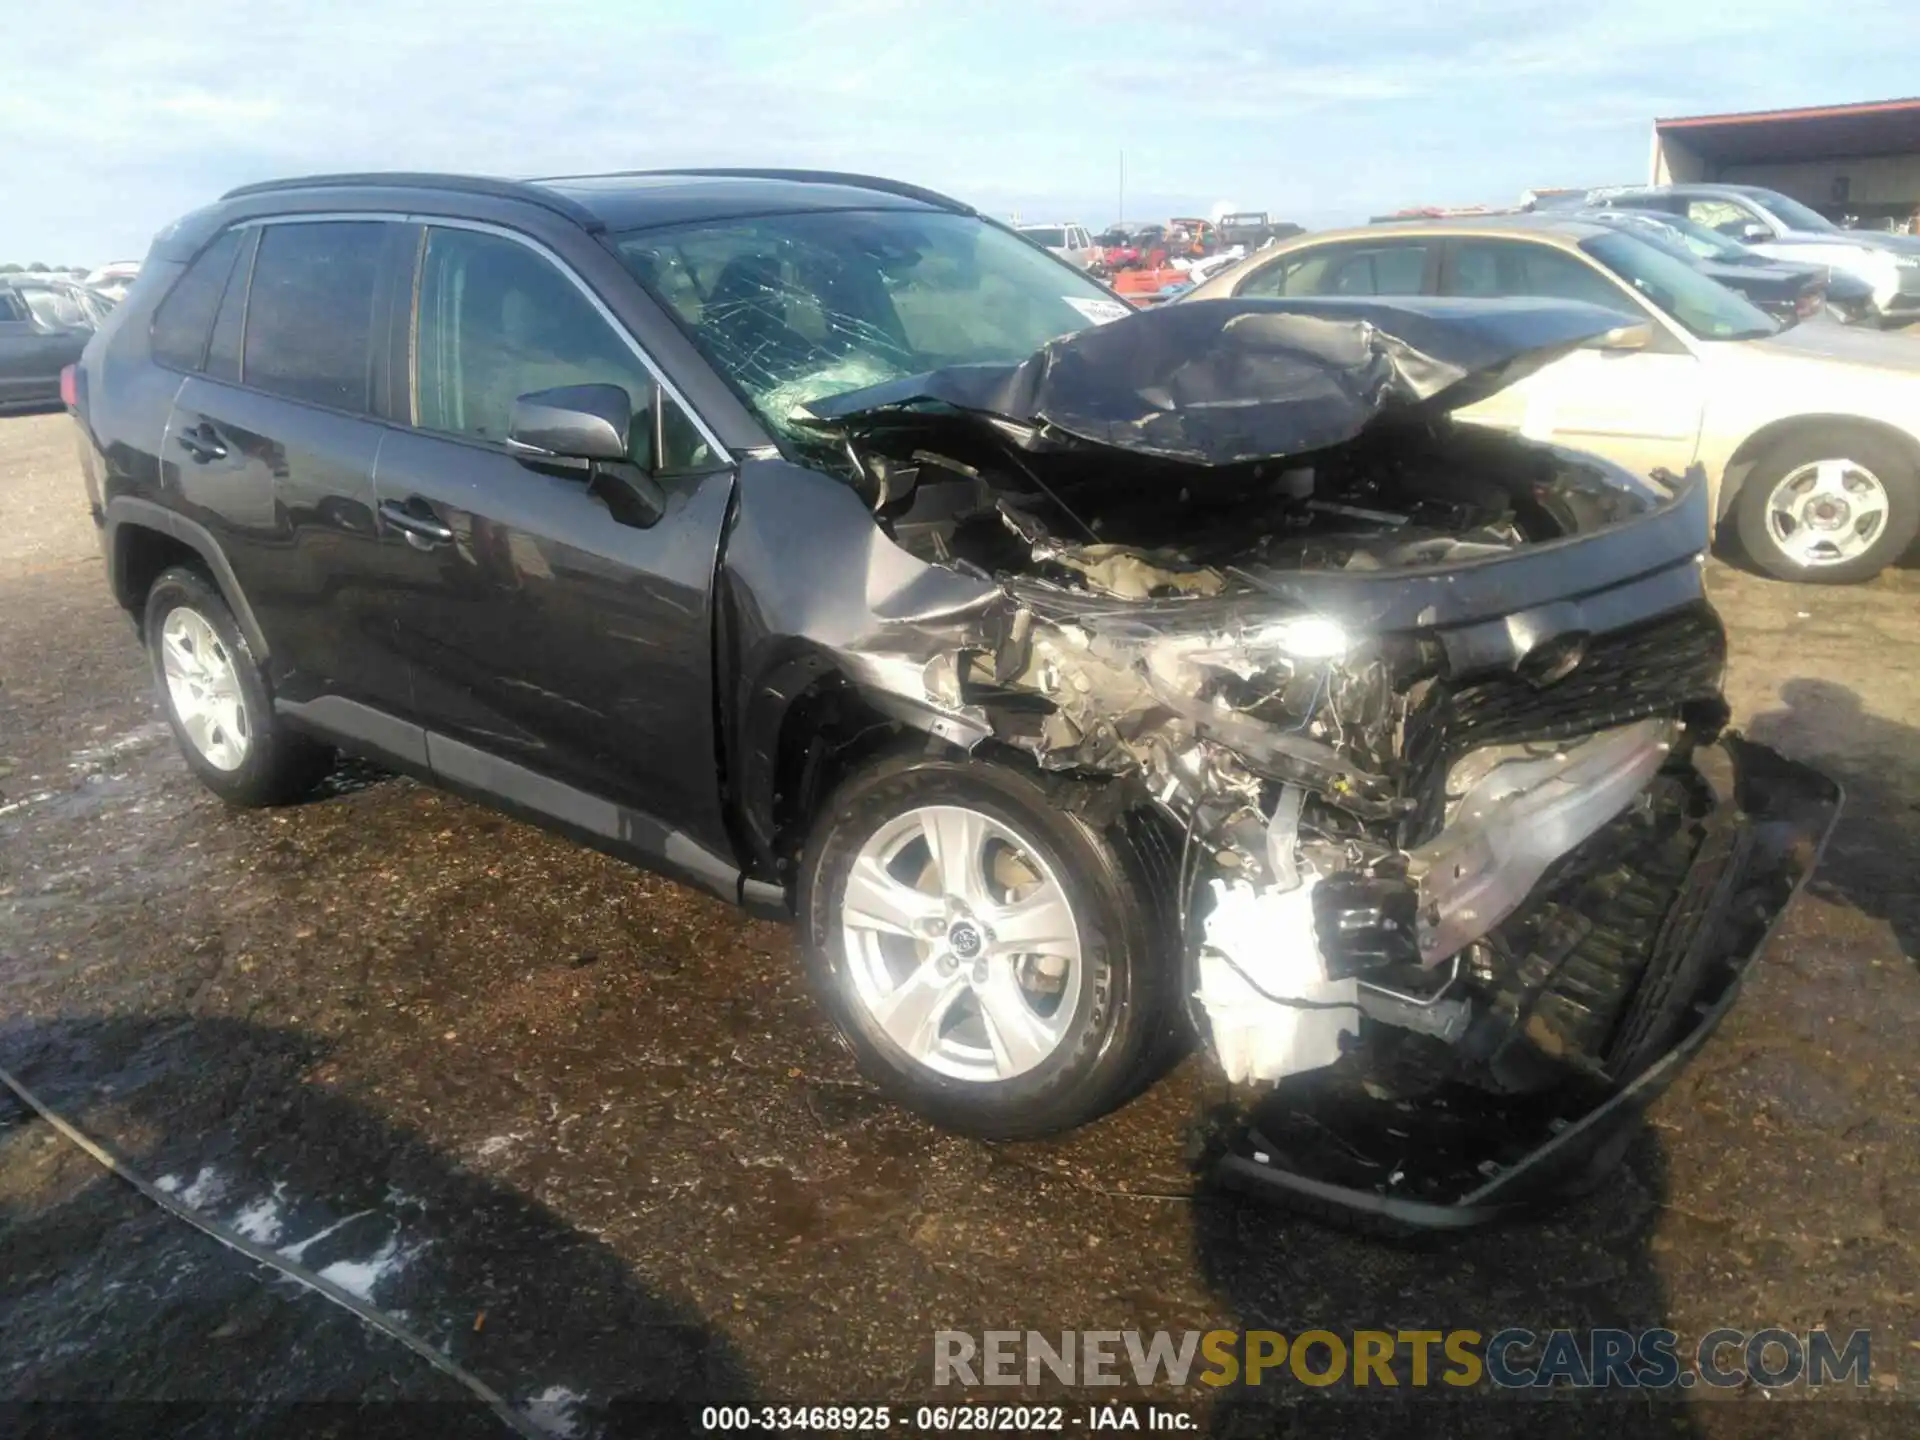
{"left": 1188, "top": 1123, "right": 1699, "bottom": 1434}
{"left": 0, "top": 1014, "right": 752, "bottom": 1437}
{"left": 1744, "top": 677, "right": 1920, "bottom": 964}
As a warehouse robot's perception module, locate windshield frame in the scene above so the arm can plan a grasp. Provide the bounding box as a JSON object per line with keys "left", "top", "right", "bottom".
{"left": 613, "top": 207, "right": 1126, "bottom": 454}
{"left": 1579, "top": 230, "right": 1779, "bottom": 342}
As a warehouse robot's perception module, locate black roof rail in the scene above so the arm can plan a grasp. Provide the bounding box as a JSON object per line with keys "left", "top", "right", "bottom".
{"left": 531, "top": 167, "right": 974, "bottom": 215}
{"left": 218, "top": 173, "right": 606, "bottom": 231}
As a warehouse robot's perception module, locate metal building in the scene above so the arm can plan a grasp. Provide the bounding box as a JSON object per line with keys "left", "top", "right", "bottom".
{"left": 1651, "top": 98, "right": 1920, "bottom": 229}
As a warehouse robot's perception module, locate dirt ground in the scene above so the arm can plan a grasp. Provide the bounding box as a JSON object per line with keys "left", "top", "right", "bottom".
{"left": 2, "top": 406, "right": 1916, "bottom": 1436}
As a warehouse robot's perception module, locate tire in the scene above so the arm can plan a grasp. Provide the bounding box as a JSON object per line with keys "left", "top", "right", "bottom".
{"left": 144, "top": 566, "right": 334, "bottom": 806}
{"left": 797, "top": 751, "right": 1168, "bottom": 1139}
{"left": 1733, "top": 426, "right": 1920, "bottom": 583}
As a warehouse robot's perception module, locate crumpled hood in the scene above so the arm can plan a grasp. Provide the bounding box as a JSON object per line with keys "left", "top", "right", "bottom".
{"left": 800, "top": 296, "right": 1629, "bottom": 466}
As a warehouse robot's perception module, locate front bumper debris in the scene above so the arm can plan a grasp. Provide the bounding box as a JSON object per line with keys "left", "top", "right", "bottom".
{"left": 1213, "top": 736, "right": 1839, "bottom": 1232}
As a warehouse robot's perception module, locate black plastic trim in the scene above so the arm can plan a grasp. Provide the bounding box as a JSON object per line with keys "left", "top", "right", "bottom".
{"left": 275, "top": 697, "right": 428, "bottom": 770}
{"left": 425, "top": 734, "right": 743, "bottom": 905}
{"left": 102, "top": 497, "right": 272, "bottom": 660}
{"left": 219, "top": 174, "right": 607, "bottom": 233}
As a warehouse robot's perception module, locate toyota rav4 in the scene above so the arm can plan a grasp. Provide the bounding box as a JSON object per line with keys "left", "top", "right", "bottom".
{"left": 70, "top": 170, "right": 1836, "bottom": 1227}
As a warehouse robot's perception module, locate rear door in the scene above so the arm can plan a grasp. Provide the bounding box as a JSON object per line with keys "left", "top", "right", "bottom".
{"left": 158, "top": 218, "right": 421, "bottom": 737}
{"left": 368, "top": 221, "right": 738, "bottom": 859}
{"left": 1440, "top": 236, "right": 1706, "bottom": 478}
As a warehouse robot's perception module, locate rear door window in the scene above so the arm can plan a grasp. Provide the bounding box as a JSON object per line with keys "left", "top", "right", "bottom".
{"left": 243, "top": 221, "right": 388, "bottom": 413}
{"left": 1237, "top": 242, "right": 1433, "bottom": 298}
{"left": 0, "top": 291, "right": 28, "bottom": 323}
{"left": 151, "top": 228, "right": 244, "bottom": 371}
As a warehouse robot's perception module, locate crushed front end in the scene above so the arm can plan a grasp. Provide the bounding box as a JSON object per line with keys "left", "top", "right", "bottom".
{"left": 793, "top": 297, "right": 1839, "bottom": 1226}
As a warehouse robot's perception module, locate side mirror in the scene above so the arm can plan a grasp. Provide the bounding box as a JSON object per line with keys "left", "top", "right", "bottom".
{"left": 506, "top": 383, "right": 666, "bottom": 529}
{"left": 1586, "top": 321, "right": 1656, "bottom": 352}
{"left": 507, "top": 384, "right": 634, "bottom": 464}
{"left": 1739, "top": 222, "right": 1772, "bottom": 243}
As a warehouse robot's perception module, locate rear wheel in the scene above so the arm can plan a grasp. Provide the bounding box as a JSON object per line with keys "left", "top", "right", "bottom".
{"left": 797, "top": 753, "right": 1166, "bottom": 1139}
{"left": 145, "top": 566, "right": 334, "bottom": 806}
{"left": 1734, "top": 427, "right": 1920, "bottom": 583}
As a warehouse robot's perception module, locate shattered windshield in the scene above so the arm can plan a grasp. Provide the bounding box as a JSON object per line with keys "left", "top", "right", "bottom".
{"left": 616, "top": 211, "right": 1122, "bottom": 443}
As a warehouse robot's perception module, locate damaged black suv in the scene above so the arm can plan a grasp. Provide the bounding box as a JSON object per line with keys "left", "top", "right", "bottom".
{"left": 74, "top": 171, "right": 1836, "bottom": 1226}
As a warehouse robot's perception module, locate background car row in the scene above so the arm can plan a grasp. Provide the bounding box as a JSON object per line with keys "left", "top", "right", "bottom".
{"left": 1187, "top": 210, "right": 1920, "bottom": 585}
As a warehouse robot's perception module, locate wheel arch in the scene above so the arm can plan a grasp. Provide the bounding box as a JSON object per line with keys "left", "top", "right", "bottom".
{"left": 734, "top": 647, "right": 981, "bottom": 895}
{"left": 1721, "top": 413, "right": 1920, "bottom": 520}
{"left": 104, "top": 498, "right": 270, "bottom": 659}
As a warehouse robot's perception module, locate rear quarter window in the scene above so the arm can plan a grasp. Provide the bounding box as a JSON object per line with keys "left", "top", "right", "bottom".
{"left": 151, "top": 228, "right": 244, "bottom": 371}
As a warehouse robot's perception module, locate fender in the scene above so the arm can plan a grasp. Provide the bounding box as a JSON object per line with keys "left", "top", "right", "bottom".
{"left": 717, "top": 457, "right": 1001, "bottom": 882}
{"left": 103, "top": 495, "right": 272, "bottom": 661}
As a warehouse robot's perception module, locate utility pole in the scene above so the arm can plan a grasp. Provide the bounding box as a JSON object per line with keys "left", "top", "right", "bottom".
{"left": 1117, "top": 150, "right": 1126, "bottom": 226}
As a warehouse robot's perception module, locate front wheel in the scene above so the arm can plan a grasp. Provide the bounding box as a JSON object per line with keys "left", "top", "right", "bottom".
{"left": 797, "top": 753, "right": 1168, "bottom": 1139}
{"left": 1733, "top": 427, "right": 1920, "bottom": 583}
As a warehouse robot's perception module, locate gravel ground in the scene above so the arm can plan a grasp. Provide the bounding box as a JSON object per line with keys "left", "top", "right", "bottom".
{"left": 1, "top": 407, "right": 1916, "bottom": 1436}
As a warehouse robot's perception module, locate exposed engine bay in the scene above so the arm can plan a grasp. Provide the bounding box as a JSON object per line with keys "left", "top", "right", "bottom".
{"left": 787, "top": 298, "right": 1835, "bottom": 1221}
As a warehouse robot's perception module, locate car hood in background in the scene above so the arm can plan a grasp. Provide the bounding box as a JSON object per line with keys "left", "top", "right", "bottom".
{"left": 1749, "top": 317, "right": 1920, "bottom": 374}
{"left": 1774, "top": 228, "right": 1920, "bottom": 257}
{"left": 801, "top": 296, "right": 1627, "bottom": 466}
{"left": 1700, "top": 258, "right": 1816, "bottom": 295}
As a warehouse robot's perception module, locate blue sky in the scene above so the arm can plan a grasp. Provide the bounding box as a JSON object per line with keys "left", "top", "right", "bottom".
{"left": 4, "top": 0, "right": 1918, "bottom": 265}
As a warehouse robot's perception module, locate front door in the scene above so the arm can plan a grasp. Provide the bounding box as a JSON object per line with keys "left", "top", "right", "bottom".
{"left": 1442, "top": 237, "right": 1705, "bottom": 480}
{"left": 368, "top": 222, "right": 738, "bottom": 859}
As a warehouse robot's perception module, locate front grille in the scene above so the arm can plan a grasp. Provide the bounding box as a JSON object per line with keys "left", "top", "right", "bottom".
{"left": 1444, "top": 602, "right": 1725, "bottom": 751}
{"left": 1397, "top": 603, "right": 1727, "bottom": 842}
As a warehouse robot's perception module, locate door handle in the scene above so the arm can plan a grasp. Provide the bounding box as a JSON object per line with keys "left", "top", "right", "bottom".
{"left": 176, "top": 422, "right": 227, "bottom": 462}
{"left": 378, "top": 498, "right": 456, "bottom": 548}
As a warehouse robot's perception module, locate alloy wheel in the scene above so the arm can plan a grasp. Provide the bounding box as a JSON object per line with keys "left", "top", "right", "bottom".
{"left": 159, "top": 607, "right": 251, "bottom": 771}
{"left": 1763, "top": 458, "right": 1890, "bottom": 567}
{"left": 839, "top": 804, "right": 1083, "bottom": 1083}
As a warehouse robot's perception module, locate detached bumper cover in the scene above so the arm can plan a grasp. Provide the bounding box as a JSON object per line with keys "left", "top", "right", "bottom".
{"left": 1215, "top": 736, "right": 1839, "bottom": 1230}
